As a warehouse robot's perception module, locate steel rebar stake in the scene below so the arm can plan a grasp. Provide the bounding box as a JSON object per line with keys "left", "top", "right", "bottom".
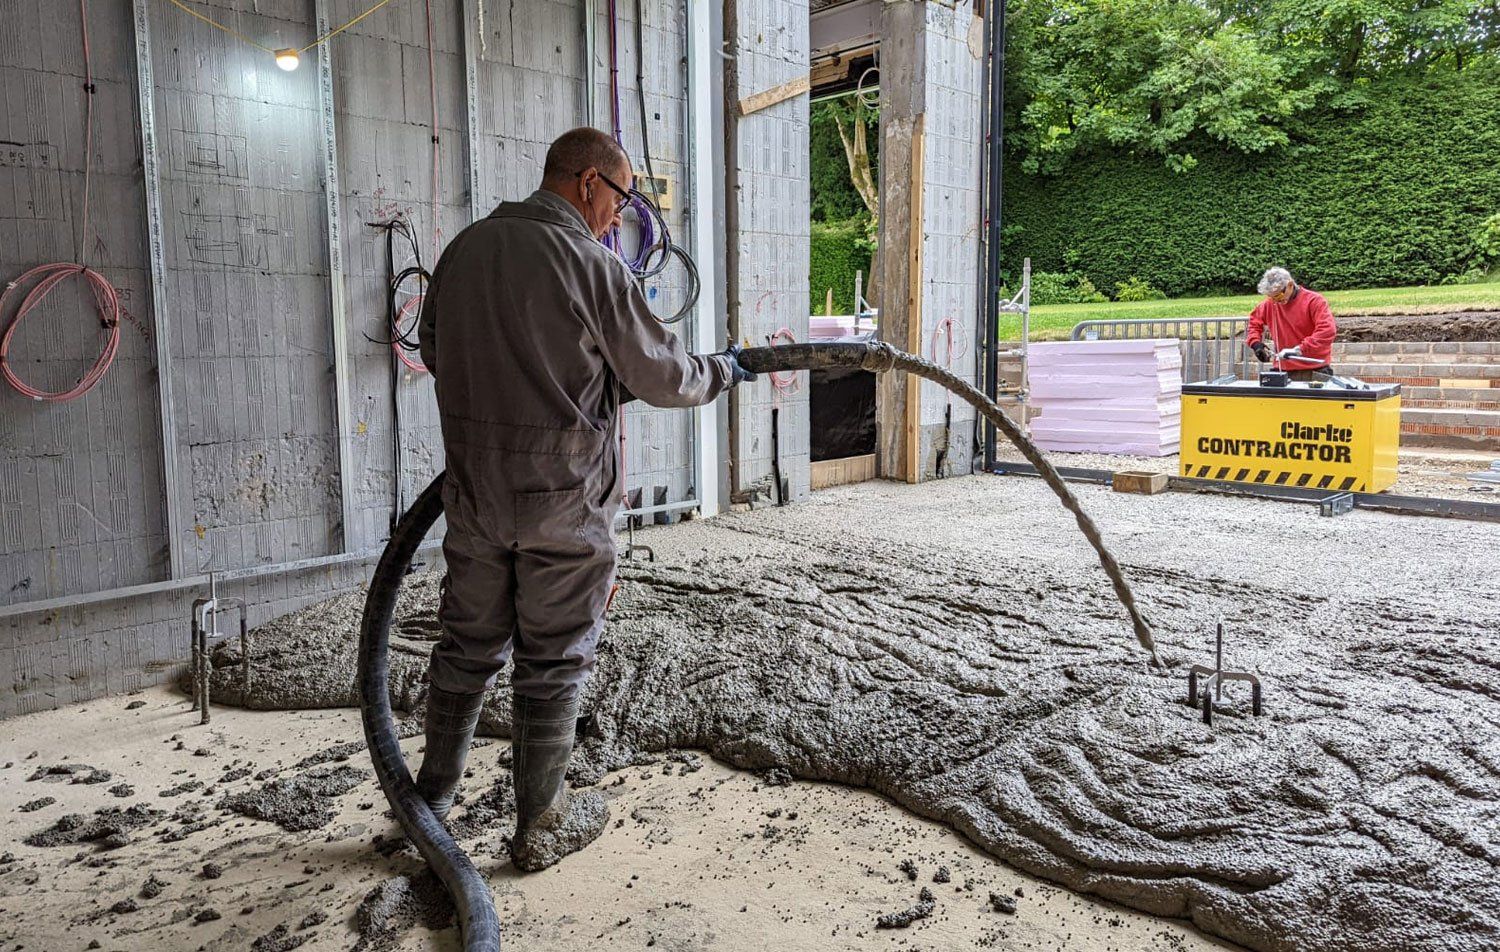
{"left": 189, "top": 590, "right": 249, "bottom": 726}
{"left": 190, "top": 597, "right": 213, "bottom": 725}
{"left": 1186, "top": 622, "right": 1263, "bottom": 725}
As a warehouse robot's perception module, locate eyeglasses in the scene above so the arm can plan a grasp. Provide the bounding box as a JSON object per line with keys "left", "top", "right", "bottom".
{"left": 577, "top": 169, "right": 633, "bottom": 213}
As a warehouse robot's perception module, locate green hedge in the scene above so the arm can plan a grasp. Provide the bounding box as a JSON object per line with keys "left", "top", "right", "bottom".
{"left": 1002, "top": 68, "right": 1500, "bottom": 297}
{"left": 810, "top": 218, "right": 873, "bottom": 314}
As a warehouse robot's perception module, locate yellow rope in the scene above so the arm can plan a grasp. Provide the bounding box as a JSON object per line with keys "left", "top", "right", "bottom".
{"left": 160, "top": 0, "right": 398, "bottom": 58}
{"left": 162, "top": 0, "right": 274, "bottom": 53}
{"left": 299, "top": 0, "right": 398, "bottom": 53}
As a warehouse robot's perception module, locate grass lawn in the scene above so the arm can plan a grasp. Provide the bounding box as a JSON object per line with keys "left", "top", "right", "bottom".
{"left": 1006, "top": 281, "right": 1500, "bottom": 341}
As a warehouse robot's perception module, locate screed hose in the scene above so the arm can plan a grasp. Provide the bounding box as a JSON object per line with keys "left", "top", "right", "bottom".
{"left": 735, "top": 340, "right": 1161, "bottom": 666}
{"left": 360, "top": 340, "right": 1160, "bottom": 952}
{"left": 358, "top": 474, "right": 501, "bottom": 952}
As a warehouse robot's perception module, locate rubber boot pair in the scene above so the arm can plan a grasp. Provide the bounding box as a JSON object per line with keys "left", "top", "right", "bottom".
{"left": 415, "top": 687, "right": 607, "bottom": 871}
{"left": 508, "top": 693, "right": 609, "bottom": 872}
{"left": 414, "top": 685, "right": 487, "bottom": 822}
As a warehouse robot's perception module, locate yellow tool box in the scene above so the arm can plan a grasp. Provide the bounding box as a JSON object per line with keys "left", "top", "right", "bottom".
{"left": 1180, "top": 381, "right": 1401, "bottom": 492}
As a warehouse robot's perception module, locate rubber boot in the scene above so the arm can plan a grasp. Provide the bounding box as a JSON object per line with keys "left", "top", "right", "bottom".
{"left": 414, "top": 685, "right": 486, "bottom": 822}
{"left": 509, "top": 694, "right": 608, "bottom": 872}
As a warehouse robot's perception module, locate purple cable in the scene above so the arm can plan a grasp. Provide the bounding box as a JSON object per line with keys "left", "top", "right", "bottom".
{"left": 600, "top": 0, "right": 657, "bottom": 273}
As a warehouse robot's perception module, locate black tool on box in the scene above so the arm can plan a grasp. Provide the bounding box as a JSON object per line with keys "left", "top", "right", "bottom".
{"left": 1259, "top": 370, "right": 1290, "bottom": 387}
{"left": 1186, "top": 622, "right": 1262, "bottom": 725}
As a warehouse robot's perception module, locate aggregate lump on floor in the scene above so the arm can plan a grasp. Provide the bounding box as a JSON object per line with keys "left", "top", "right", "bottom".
{"left": 200, "top": 476, "right": 1500, "bottom": 952}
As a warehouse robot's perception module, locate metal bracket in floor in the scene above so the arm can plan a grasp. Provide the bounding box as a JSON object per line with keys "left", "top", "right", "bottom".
{"left": 190, "top": 582, "right": 250, "bottom": 726}
{"left": 991, "top": 464, "right": 1500, "bottom": 523}
{"left": 618, "top": 515, "right": 654, "bottom": 562}
{"left": 1320, "top": 492, "right": 1355, "bottom": 517}
{"left": 1186, "top": 622, "right": 1262, "bottom": 726}
{"left": 991, "top": 462, "right": 1115, "bottom": 485}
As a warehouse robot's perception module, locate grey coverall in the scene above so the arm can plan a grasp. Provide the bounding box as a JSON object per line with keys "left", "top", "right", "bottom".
{"left": 418, "top": 190, "right": 734, "bottom": 701}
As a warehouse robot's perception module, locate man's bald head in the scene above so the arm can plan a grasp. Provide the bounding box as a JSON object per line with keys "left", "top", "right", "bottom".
{"left": 540, "top": 128, "right": 634, "bottom": 239}
{"left": 541, "top": 128, "right": 630, "bottom": 187}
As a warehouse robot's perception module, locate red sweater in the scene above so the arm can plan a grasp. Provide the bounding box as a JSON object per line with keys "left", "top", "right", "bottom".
{"left": 1247, "top": 286, "right": 1337, "bottom": 369}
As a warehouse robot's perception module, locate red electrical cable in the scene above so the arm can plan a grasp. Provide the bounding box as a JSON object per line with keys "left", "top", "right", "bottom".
{"left": 0, "top": 264, "right": 121, "bottom": 402}
{"left": 930, "top": 316, "right": 967, "bottom": 367}
{"left": 767, "top": 327, "right": 800, "bottom": 405}
{"left": 0, "top": 0, "right": 120, "bottom": 403}
{"left": 392, "top": 295, "right": 428, "bottom": 373}
{"left": 930, "top": 316, "right": 967, "bottom": 414}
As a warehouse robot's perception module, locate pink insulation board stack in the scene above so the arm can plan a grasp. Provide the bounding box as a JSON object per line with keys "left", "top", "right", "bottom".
{"left": 809, "top": 316, "right": 878, "bottom": 341}
{"left": 1027, "top": 339, "right": 1182, "bottom": 456}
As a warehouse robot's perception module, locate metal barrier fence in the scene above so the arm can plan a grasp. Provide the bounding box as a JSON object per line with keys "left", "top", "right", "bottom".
{"left": 1071, "top": 316, "right": 1254, "bottom": 384}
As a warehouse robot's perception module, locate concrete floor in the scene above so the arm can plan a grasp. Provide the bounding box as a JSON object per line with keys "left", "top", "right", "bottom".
{"left": 3, "top": 473, "right": 1496, "bottom": 951}
{"left": 0, "top": 686, "right": 1235, "bottom": 951}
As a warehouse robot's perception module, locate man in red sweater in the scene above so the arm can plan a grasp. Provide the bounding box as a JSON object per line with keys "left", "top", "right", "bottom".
{"left": 1245, "top": 267, "right": 1337, "bottom": 380}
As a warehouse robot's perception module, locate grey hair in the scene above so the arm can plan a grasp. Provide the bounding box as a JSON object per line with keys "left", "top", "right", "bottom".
{"left": 1257, "top": 267, "right": 1294, "bottom": 296}
{"left": 541, "top": 127, "right": 629, "bottom": 183}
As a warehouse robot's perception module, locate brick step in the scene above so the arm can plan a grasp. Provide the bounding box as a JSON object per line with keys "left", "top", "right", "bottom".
{"left": 1356, "top": 372, "right": 1500, "bottom": 389}
{"left": 1400, "top": 407, "right": 1500, "bottom": 426}
{"left": 1404, "top": 398, "right": 1500, "bottom": 410}
{"left": 1336, "top": 361, "right": 1500, "bottom": 379}
{"left": 1401, "top": 385, "right": 1500, "bottom": 403}
{"left": 1333, "top": 341, "right": 1500, "bottom": 358}
{"left": 1401, "top": 447, "right": 1500, "bottom": 464}
{"left": 1400, "top": 407, "right": 1500, "bottom": 450}
{"left": 1401, "top": 430, "right": 1500, "bottom": 450}
{"left": 1335, "top": 352, "right": 1500, "bottom": 366}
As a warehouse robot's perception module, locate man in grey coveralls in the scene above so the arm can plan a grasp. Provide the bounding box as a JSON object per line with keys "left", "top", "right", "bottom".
{"left": 415, "top": 127, "right": 754, "bottom": 871}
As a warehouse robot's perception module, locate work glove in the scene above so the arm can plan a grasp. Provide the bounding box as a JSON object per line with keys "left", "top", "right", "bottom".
{"left": 720, "top": 343, "right": 758, "bottom": 386}
{"left": 1276, "top": 345, "right": 1303, "bottom": 361}
{"left": 1250, "top": 342, "right": 1270, "bottom": 362}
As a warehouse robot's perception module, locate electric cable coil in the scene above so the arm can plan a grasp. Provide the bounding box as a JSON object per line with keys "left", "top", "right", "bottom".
{"left": 1, "top": 0, "right": 120, "bottom": 404}
{"left": 595, "top": 0, "right": 700, "bottom": 324}
{"left": 767, "top": 327, "right": 801, "bottom": 400}
{"left": 367, "top": 215, "right": 430, "bottom": 374}
{"left": 0, "top": 263, "right": 121, "bottom": 403}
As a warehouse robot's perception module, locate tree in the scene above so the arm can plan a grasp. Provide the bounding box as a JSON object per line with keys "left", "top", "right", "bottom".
{"left": 810, "top": 98, "right": 879, "bottom": 222}
{"left": 1241, "top": 0, "right": 1500, "bottom": 76}
{"left": 827, "top": 99, "right": 879, "bottom": 221}
{"left": 1004, "top": 0, "right": 1500, "bottom": 173}
{"left": 810, "top": 95, "right": 881, "bottom": 304}
{"left": 1006, "top": 0, "right": 1319, "bottom": 173}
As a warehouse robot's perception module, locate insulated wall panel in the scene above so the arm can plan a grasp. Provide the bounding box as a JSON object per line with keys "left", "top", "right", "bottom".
{"left": 877, "top": 0, "right": 982, "bottom": 481}
{"left": 0, "top": 0, "right": 169, "bottom": 605}
{"left": 0, "top": 0, "right": 714, "bottom": 714}
{"left": 915, "top": 0, "right": 981, "bottom": 476}
{"left": 728, "top": 0, "right": 812, "bottom": 504}
{"left": 472, "top": 0, "right": 700, "bottom": 515}
{"left": 150, "top": 1, "right": 342, "bottom": 573}
{"left": 594, "top": 0, "right": 701, "bottom": 513}
{"left": 325, "top": 0, "right": 467, "bottom": 551}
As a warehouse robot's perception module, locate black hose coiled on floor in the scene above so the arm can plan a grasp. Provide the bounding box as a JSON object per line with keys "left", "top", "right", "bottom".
{"left": 359, "top": 340, "right": 1161, "bottom": 952}
{"left": 358, "top": 473, "right": 501, "bottom": 951}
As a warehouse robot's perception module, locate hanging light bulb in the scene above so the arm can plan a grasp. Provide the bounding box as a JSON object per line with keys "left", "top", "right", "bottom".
{"left": 165, "top": 1, "right": 401, "bottom": 73}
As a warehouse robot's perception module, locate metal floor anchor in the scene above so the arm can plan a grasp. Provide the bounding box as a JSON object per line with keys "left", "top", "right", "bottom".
{"left": 620, "top": 515, "right": 654, "bottom": 562}
{"left": 190, "top": 574, "right": 251, "bottom": 725}
{"left": 1186, "top": 621, "right": 1262, "bottom": 725}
